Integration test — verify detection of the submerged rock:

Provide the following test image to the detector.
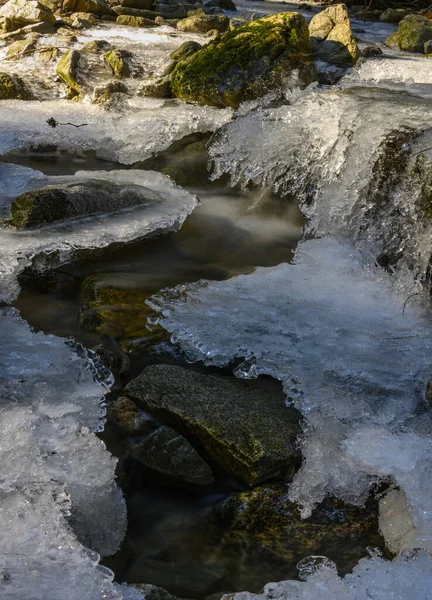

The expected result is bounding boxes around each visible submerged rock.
[0,71,33,99]
[125,364,301,485]
[170,11,314,108]
[176,13,229,33]
[386,14,432,53]
[309,3,360,66]
[108,396,150,435]
[0,0,56,29]
[132,425,215,485]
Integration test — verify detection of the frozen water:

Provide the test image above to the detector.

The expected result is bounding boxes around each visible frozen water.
[0,308,146,599]
[0,166,198,302]
[148,237,432,549]
[0,99,232,164]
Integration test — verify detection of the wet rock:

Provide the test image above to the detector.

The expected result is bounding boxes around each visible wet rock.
[0,0,56,29]
[204,27,219,38]
[309,3,360,66]
[170,11,314,108]
[38,45,59,61]
[387,14,432,53]
[132,425,215,485]
[116,13,155,26]
[81,38,112,53]
[379,8,408,24]
[56,48,81,94]
[5,37,37,59]
[70,10,98,23]
[176,13,228,33]
[425,38,432,53]
[361,45,383,57]
[93,79,129,104]
[139,75,172,97]
[104,48,131,76]
[170,40,201,61]
[204,0,235,11]
[108,396,150,435]
[125,364,302,486]
[62,0,115,16]
[118,0,154,9]
[113,5,156,17]
[71,14,96,27]
[0,71,33,99]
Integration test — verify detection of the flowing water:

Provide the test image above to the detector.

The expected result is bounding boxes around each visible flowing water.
[1,3,432,600]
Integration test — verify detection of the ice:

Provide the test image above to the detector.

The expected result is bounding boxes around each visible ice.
[0,99,232,163]
[0,166,198,302]
[148,237,432,549]
[0,308,146,600]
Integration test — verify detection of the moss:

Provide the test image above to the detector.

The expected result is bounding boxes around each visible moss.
[56,49,81,93]
[388,14,432,52]
[170,11,313,108]
[10,189,69,228]
[0,72,33,100]
[104,48,131,76]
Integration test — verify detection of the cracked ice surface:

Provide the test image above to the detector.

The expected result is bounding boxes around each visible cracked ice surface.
[148,237,432,554]
[0,166,198,302]
[0,308,140,600]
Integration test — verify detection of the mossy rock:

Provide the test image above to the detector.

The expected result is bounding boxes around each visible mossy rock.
[139,75,172,98]
[56,48,81,93]
[176,13,229,33]
[107,395,151,435]
[104,48,131,76]
[387,14,432,53]
[38,46,59,62]
[170,11,314,108]
[0,72,33,100]
[116,14,156,27]
[125,364,302,485]
[80,39,112,53]
[62,0,115,16]
[170,40,202,61]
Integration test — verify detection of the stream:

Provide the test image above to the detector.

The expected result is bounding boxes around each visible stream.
[1,1,432,599]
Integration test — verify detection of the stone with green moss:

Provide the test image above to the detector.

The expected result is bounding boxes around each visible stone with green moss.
[107,396,150,435]
[104,48,131,76]
[0,72,33,99]
[170,11,314,108]
[170,40,202,61]
[116,14,156,27]
[386,14,432,53]
[411,153,432,219]
[176,13,228,33]
[125,364,301,485]
[56,49,81,93]
[139,75,172,98]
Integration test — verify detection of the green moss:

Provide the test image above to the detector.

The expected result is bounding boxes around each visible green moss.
[388,14,432,53]
[170,11,313,108]
[10,189,69,228]
[56,49,81,93]
[0,72,33,100]
[104,49,131,76]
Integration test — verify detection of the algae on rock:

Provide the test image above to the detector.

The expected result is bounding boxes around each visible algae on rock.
[56,48,82,94]
[386,14,432,53]
[0,72,33,99]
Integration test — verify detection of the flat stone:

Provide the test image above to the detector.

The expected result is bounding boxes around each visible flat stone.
[125,364,302,485]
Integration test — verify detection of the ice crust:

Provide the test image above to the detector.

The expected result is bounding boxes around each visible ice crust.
[0,308,143,599]
[0,166,198,302]
[148,237,432,551]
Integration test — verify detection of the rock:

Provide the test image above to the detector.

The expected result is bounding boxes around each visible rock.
[118,0,153,9]
[61,0,115,16]
[0,0,56,29]
[125,364,301,485]
[170,11,314,108]
[204,0,235,11]
[70,10,98,23]
[131,584,182,600]
[104,48,131,76]
[9,179,161,228]
[93,80,129,104]
[0,72,33,99]
[132,425,215,485]
[379,8,408,24]
[309,4,360,66]
[56,48,81,94]
[80,38,112,52]
[169,39,201,61]
[425,39,432,53]
[204,27,219,37]
[71,15,95,27]
[176,13,228,32]
[5,37,37,59]
[113,5,156,17]
[38,45,59,61]
[361,45,383,57]
[139,75,172,97]
[116,13,156,26]
[387,14,432,53]
[108,396,150,435]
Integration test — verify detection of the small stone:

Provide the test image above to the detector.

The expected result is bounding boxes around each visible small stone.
[80,39,112,53]
[108,396,150,434]
[5,38,37,60]
[116,14,156,26]
[169,39,201,61]
[38,45,59,61]
[309,4,360,66]
[139,75,172,98]
[104,48,131,76]
[361,45,383,57]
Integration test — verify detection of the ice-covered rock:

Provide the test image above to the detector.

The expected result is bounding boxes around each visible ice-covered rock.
[0,166,199,301]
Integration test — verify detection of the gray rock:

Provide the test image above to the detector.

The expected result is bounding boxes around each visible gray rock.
[125,364,301,485]
[132,425,215,485]
[379,8,408,24]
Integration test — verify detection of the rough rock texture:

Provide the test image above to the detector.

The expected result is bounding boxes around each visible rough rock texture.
[0,71,33,99]
[170,11,314,108]
[116,14,155,26]
[125,364,302,485]
[0,0,56,27]
[62,0,115,16]
[5,37,37,59]
[176,13,229,33]
[170,40,201,61]
[386,14,432,53]
[139,75,172,97]
[108,396,150,435]
[131,425,215,485]
[104,48,131,76]
[56,48,81,93]
[309,3,360,66]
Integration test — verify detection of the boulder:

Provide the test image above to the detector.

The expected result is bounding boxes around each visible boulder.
[386,14,432,53]
[61,0,115,16]
[309,4,360,66]
[176,13,229,33]
[131,425,215,485]
[0,72,33,99]
[0,0,56,28]
[125,364,302,485]
[116,14,156,26]
[170,40,201,61]
[38,45,59,61]
[108,396,151,435]
[56,48,81,94]
[170,11,314,108]
[104,48,131,76]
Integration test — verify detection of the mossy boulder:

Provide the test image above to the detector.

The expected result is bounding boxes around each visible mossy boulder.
[108,396,151,435]
[104,48,131,76]
[309,4,360,66]
[131,425,215,485]
[61,0,115,16]
[0,0,56,28]
[125,364,302,486]
[56,49,82,94]
[176,13,229,33]
[139,75,172,98]
[170,11,314,108]
[386,14,432,53]
[170,40,202,61]
[0,72,33,99]
[116,14,156,27]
